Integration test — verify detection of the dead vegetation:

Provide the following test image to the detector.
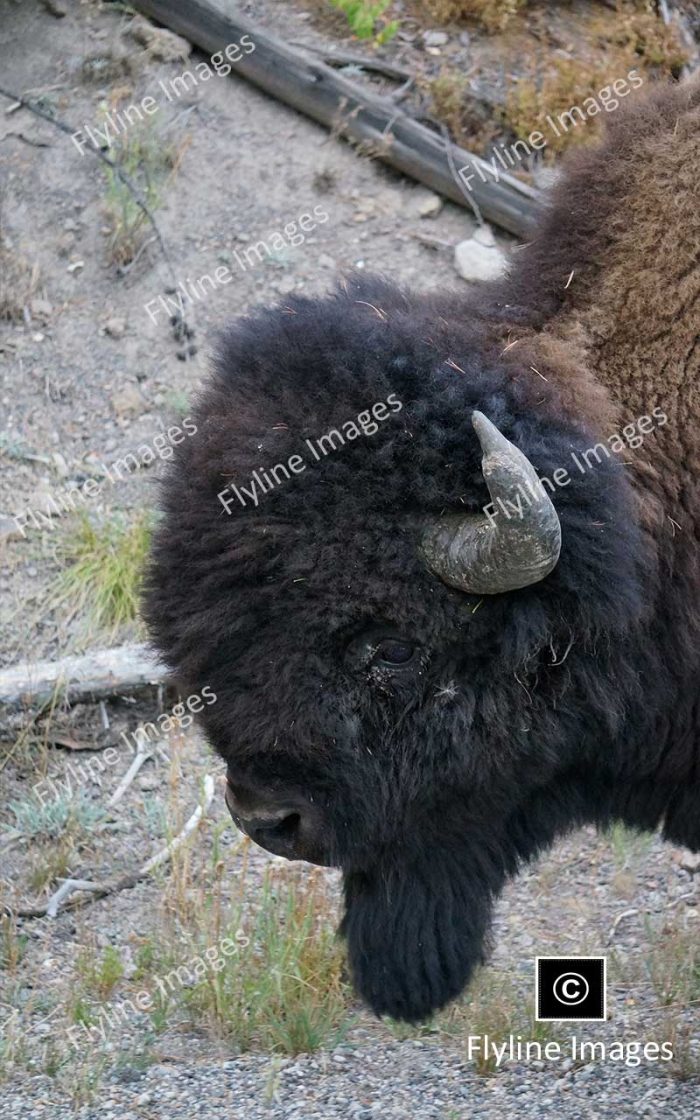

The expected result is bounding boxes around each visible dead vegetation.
[418,0,526,33]
[0,222,39,323]
[423,0,690,162]
[100,112,187,268]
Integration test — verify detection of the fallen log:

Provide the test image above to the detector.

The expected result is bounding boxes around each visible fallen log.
[0,643,169,711]
[134,0,543,237]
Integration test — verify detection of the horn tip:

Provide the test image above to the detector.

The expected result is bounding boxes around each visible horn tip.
[471,410,505,453]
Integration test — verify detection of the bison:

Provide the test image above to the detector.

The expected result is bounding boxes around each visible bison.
[145,78,700,1022]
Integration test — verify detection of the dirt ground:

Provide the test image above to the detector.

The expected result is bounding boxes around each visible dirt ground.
[0,1,698,1116]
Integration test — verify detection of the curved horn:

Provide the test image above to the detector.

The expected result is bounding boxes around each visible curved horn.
[420,411,561,595]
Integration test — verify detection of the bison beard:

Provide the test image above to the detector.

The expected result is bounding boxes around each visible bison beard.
[344,868,486,1022]
[341,778,609,1021]
[145,79,700,1023]
[342,834,502,1022]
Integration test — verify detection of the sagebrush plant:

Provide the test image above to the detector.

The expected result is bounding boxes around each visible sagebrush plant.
[49,511,152,638]
[5,792,105,841]
[329,0,399,43]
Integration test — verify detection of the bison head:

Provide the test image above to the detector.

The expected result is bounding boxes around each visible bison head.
[145,277,649,1021]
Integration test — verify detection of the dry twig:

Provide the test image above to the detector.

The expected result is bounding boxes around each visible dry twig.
[5,775,216,920]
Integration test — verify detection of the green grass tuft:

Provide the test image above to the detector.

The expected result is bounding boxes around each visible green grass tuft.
[181,868,352,1054]
[328,0,399,43]
[49,511,152,638]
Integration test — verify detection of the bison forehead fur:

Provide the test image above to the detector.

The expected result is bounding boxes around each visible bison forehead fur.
[145,79,700,1023]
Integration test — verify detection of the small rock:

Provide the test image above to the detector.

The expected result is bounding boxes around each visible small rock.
[104,316,127,339]
[40,0,67,16]
[28,486,60,517]
[679,849,700,873]
[111,383,146,418]
[413,191,443,219]
[137,774,159,792]
[454,224,508,282]
[67,259,85,273]
[0,516,24,543]
[423,30,449,48]
[318,253,336,269]
[30,298,53,320]
[51,452,70,478]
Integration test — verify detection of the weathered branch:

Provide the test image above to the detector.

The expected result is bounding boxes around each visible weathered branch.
[134,0,543,237]
[0,643,168,711]
[7,774,216,919]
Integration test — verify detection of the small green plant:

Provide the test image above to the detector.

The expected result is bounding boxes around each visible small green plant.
[443,968,563,1075]
[181,868,352,1054]
[606,821,654,870]
[101,118,183,266]
[5,793,105,841]
[163,388,191,417]
[644,920,700,1007]
[49,511,152,638]
[329,0,399,43]
[0,915,27,972]
[76,944,125,1000]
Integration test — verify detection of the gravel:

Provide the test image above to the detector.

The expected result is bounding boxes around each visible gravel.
[5,1042,699,1119]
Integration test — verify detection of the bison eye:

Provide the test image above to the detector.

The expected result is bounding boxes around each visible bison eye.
[373,639,418,667]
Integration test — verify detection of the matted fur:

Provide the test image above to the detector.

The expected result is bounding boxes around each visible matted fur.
[145,78,700,1022]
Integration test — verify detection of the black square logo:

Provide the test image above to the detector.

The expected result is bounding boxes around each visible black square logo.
[536,957,607,1021]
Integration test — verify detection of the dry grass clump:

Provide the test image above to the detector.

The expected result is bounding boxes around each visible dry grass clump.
[101,116,186,267]
[427,67,501,151]
[423,1,689,160]
[595,5,689,73]
[65,836,352,1059]
[506,21,685,158]
[504,57,629,156]
[418,0,525,32]
[180,865,351,1053]
[0,227,39,322]
[49,511,152,639]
